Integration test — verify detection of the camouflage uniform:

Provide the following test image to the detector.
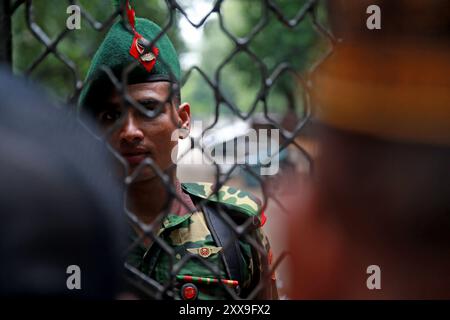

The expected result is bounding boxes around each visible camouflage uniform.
[127,182,278,300]
[77,1,278,300]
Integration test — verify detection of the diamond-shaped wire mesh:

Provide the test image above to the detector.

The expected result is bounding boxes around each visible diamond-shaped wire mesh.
[4,0,335,299]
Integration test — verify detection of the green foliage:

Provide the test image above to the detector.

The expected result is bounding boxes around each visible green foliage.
[12,0,184,103]
[11,0,329,117]
[183,0,330,117]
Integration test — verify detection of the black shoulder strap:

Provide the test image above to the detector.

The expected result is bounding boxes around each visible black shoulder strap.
[201,203,245,290]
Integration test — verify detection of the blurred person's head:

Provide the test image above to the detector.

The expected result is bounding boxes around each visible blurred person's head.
[0,68,125,298]
[289,126,450,299]
[288,0,450,299]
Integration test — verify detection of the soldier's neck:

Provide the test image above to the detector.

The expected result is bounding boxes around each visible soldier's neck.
[126,173,196,225]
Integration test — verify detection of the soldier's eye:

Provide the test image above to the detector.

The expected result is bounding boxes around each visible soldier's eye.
[98,110,121,123]
[141,100,163,111]
[138,100,165,118]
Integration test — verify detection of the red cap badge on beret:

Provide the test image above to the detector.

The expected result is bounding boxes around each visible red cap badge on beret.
[125,0,159,72]
[129,36,159,72]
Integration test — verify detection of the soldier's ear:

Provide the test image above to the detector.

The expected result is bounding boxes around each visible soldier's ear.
[177,103,190,139]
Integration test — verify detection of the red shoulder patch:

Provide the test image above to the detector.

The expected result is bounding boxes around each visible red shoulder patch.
[260,210,267,227]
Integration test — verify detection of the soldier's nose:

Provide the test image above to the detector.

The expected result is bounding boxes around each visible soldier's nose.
[119,111,144,145]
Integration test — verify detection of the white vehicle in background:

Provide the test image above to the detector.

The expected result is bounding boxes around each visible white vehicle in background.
[177,115,282,183]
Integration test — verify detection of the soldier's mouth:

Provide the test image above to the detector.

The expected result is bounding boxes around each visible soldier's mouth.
[121,152,152,165]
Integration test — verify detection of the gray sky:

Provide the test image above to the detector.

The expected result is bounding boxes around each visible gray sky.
[178,0,217,68]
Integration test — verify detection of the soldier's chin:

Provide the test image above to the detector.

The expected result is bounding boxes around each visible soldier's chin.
[126,166,158,184]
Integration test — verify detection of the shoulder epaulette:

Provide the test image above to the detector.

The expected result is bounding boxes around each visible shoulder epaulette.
[182,182,264,226]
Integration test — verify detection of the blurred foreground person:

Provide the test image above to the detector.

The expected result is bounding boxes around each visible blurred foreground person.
[0,69,125,298]
[288,0,450,299]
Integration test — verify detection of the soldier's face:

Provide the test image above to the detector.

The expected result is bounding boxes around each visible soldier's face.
[96,82,190,182]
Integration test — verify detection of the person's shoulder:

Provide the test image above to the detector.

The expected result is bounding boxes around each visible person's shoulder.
[181,182,265,227]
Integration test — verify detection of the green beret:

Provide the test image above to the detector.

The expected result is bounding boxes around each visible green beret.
[78,14,181,110]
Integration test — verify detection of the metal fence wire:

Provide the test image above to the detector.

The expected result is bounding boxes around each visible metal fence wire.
[2,0,335,299]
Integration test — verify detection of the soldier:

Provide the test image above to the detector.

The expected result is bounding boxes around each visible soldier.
[287,0,450,299]
[78,0,278,300]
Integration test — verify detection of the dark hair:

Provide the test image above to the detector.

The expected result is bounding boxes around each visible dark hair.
[0,69,125,297]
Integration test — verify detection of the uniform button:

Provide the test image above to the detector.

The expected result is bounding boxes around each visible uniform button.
[181,283,198,300]
[199,247,211,258]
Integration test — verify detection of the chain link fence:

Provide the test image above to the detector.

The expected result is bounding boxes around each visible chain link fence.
[1,0,335,299]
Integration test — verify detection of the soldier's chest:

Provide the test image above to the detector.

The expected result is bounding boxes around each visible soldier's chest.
[150,211,227,281]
